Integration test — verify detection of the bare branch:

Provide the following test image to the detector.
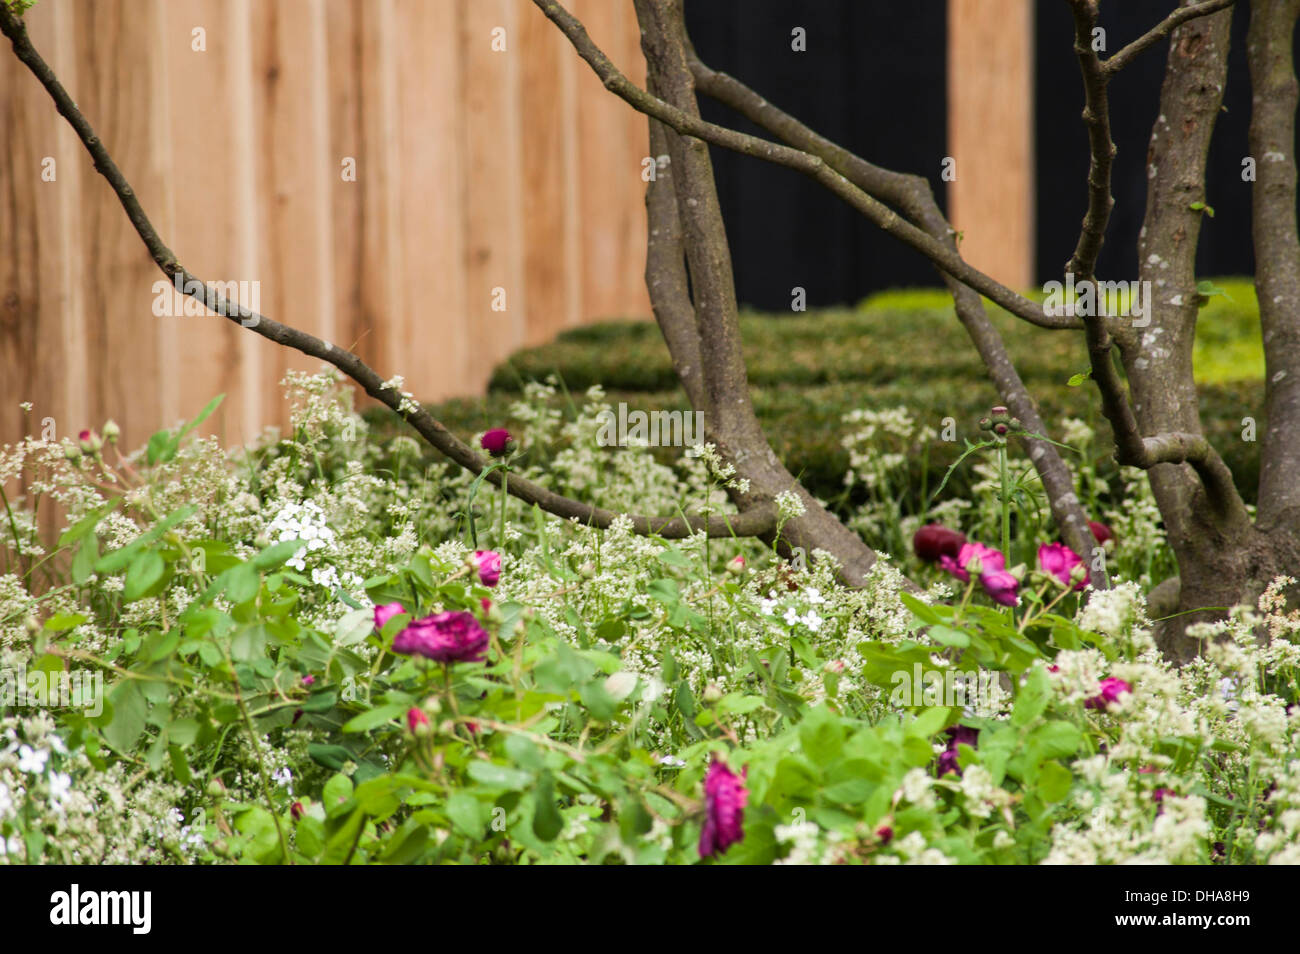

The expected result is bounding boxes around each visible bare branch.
[1064,0,1117,283]
[531,0,1081,331]
[688,52,1107,576]
[1104,0,1238,77]
[1247,0,1300,529]
[644,117,709,414]
[0,3,775,541]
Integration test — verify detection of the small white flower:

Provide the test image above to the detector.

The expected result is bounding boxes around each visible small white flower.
[16,745,48,775]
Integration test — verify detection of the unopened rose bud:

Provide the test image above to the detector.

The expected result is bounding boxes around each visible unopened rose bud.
[579,561,596,579]
[1007,563,1027,582]
[102,419,121,444]
[726,555,745,576]
[78,429,102,453]
[422,696,443,717]
[206,779,225,799]
[1069,562,1089,585]
[438,719,456,736]
[254,534,270,549]
[702,683,723,703]
[63,441,81,461]
[290,801,305,821]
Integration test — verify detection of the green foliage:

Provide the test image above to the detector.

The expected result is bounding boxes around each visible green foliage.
[394,282,1264,509]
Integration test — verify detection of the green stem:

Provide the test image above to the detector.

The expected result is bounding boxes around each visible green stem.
[499,470,508,548]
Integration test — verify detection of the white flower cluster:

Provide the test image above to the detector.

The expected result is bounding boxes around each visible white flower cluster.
[264,500,362,593]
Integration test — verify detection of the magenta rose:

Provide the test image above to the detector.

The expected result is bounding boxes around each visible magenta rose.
[937,725,980,777]
[1088,520,1115,547]
[1038,542,1087,590]
[480,428,513,457]
[698,758,748,858]
[940,542,1019,606]
[913,524,967,563]
[1084,677,1132,711]
[373,601,406,631]
[471,550,502,587]
[392,610,490,664]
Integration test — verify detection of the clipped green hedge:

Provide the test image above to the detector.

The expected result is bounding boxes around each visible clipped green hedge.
[375,282,1265,509]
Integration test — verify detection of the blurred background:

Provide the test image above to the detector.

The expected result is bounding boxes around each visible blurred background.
[0,0,1266,457]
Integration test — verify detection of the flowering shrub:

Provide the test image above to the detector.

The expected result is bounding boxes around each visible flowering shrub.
[0,373,1295,864]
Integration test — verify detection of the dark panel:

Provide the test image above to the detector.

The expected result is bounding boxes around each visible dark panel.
[684,0,949,310]
[1035,1,1266,283]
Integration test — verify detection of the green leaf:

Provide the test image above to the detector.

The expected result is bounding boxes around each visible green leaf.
[43,613,87,633]
[1067,369,1092,387]
[71,535,98,585]
[103,681,148,753]
[532,771,564,841]
[467,761,533,791]
[222,564,261,605]
[445,792,485,837]
[59,499,122,547]
[1037,759,1073,802]
[900,592,941,626]
[1011,666,1051,728]
[251,538,306,571]
[122,550,166,602]
[341,704,407,734]
[322,773,354,818]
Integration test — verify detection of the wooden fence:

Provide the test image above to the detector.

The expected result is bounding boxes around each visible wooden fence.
[1,0,652,452]
[1,0,1034,456]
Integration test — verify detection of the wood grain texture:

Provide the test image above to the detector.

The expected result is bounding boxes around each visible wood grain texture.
[947,0,1034,290]
[0,0,664,455]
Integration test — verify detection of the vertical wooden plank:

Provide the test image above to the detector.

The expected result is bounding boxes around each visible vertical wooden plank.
[394,0,468,400]
[613,0,652,322]
[70,0,166,449]
[459,0,527,395]
[947,0,1034,288]
[160,0,253,445]
[520,2,573,348]
[0,1,78,469]
[249,0,333,429]
[572,0,627,324]
[324,0,367,374]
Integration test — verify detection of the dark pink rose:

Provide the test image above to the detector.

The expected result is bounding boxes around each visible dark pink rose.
[392,610,490,664]
[699,759,748,858]
[471,550,501,587]
[938,725,979,777]
[1084,677,1132,711]
[480,428,513,457]
[373,601,406,631]
[913,524,967,563]
[1038,542,1087,589]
